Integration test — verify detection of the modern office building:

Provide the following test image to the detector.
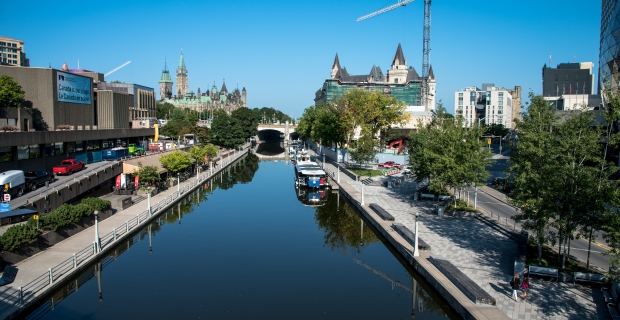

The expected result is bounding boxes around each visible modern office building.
[600,0,620,94]
[542,63,595,97]
[454,84,521,128]
[0,65,154,173]
[0,36,29,67]
[97,82,156,121]
[314,44,437,111]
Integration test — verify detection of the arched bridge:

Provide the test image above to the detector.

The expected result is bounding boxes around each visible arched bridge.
[256,123,298,144]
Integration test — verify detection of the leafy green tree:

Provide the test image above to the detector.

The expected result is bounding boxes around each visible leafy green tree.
[485,123,510,137]
[159,151,192,175]
[348,130,378,174]
[203,144,218,160]
[135,161,161,188]
[296,105,317,140]
[231,107,258,140]
[408,112,490,198]
[189,145,208,166]
[156,102,176,119]
[210,110,249,148]
[0,75,25,108]
[160,121,185,139]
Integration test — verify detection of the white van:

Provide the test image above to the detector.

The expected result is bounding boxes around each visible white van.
[0,170,26,198]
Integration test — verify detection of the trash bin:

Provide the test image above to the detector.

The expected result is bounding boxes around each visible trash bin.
[437,206,444,217]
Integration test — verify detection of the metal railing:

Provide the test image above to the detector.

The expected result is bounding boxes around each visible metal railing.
[0,147,250,316]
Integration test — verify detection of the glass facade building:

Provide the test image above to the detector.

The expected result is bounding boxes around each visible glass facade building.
[600,0,620,93]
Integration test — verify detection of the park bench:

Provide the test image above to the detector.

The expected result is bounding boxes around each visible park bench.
[528,265,559,282]
[391,223,431,251]
[420,193,435,200]
[574,272,607,285]
[437,195,451,201]
[0,265,18,286]
[429,255,496,306]
[368,203,395,221]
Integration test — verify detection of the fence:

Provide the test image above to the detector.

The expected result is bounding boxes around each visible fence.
[0,146,250,317]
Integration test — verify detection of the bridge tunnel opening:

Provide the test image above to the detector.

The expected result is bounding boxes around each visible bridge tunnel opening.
[257,129,283,143]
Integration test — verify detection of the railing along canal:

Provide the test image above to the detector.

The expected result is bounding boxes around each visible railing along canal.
[0,146,249,316]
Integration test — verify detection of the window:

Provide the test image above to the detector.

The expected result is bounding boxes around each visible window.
[75,141,84,152]
[67,142,75,153]
[555,74,559,81]
[87,140,100,150]
[0,147,12,162]
[18,145,40,160]
[565,74,569,81]
[575,74,579,81]
[394,78,398,84]
[103,140,114,149]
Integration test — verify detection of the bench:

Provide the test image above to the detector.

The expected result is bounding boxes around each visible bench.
[368,203,395,221]
[528,265,559,282]
[392,223,431,251]
[574,272,607,285]
[0,265,18,286]
[437,195,452,201]
[420,193,435,200]
[430,255,496,306]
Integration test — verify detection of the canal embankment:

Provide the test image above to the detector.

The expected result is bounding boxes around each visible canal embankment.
[0,147,251,319]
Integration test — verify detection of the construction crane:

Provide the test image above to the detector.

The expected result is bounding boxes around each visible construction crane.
[357,0,432,110]
[104,61,132,78]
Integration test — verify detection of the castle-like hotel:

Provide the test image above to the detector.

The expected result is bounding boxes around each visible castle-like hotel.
[158,53,247,114]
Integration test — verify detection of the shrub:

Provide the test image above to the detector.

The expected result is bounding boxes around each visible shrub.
[0,223,38,252]
[80,198,110,212]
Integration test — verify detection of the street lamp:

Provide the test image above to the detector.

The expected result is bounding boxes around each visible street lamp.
[477,117,486,127]
[94,210,101,253]
[413,212,420,257]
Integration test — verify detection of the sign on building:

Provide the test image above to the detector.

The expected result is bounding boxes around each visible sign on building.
[57,72,91,104]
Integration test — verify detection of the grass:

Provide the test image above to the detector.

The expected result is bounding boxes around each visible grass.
[349,168,383,178]
[525,239,596,274]
[445,198,478,212]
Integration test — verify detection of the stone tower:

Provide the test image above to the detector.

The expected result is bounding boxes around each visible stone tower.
[176,52,188,97]
[158,59,173,100]
[242,87,247,106]
[387,43,408,84]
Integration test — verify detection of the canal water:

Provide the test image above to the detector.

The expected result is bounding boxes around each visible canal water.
[24,152,458,319]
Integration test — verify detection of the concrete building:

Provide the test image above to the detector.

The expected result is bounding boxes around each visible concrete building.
[97,82,156,121]
[158,53,247,115]
[455,84,520,128]
[0,66,154,173]
[542,63,595,97]
[601,0,620,94]
[315,44,437,111]
[0,36,29,67]
[543,94,602,111]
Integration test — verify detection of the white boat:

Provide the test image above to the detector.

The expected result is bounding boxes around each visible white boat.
[294,159,330,189]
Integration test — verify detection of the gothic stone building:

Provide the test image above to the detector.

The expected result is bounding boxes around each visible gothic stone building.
[158,53,247,115]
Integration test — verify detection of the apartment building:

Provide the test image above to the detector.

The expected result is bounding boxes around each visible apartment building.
[0,36,29,67]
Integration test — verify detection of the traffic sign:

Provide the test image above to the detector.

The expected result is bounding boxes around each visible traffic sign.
[33,214,39,220]
[0,203,9,212]
[3,194,10,202]
[487,138,491,145]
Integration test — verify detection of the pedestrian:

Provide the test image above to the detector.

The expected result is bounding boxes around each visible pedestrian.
[510,273,521,301]
[520,277,529,301]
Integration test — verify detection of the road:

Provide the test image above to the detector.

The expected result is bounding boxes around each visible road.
[6,160,119,209]
[464,184,610,272]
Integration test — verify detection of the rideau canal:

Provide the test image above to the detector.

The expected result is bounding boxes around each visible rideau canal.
[23,146,458,320]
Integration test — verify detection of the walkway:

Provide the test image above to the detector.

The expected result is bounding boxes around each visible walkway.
[318,155,608,320]
[0,147,250,319]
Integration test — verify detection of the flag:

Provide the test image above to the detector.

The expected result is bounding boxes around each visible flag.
[570,84,572,94]
[563,84,565,95]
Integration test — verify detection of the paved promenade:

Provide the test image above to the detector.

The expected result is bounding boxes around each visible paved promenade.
[319,157,608,320]
[0,148,249,319]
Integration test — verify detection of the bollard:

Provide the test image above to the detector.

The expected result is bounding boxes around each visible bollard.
[73,253,76,268]
[93,242,96,255]
[19,286,22,304]
[126,221,129,233]
[113,228,116,241]
[137,215,140,225]
[49,268,53,284]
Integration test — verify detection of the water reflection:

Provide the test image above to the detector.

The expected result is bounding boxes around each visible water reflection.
[295,187,329,207]
[314,192,380,254]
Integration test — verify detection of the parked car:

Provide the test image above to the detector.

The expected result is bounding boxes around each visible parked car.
[24,170,54,191]
[0,170,26,198]
[52,159,85,175]
[378,161,403,169]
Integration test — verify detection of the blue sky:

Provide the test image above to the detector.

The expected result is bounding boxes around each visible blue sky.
[2,0,601,116]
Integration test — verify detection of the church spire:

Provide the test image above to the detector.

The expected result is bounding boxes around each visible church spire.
[392,43,406,67]
[178,51,186,72]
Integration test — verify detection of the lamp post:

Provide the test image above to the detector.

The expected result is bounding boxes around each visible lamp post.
[94,210,101,253]
[177,174,180,196]
[413,212,420,257]
[147,187,152,217]
[361,184,365,205]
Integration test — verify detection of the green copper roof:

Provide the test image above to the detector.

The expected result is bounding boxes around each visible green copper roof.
[159,70,173,83]
[178,53,186,71]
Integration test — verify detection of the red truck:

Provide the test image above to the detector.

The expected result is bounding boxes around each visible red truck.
[377,161,403,169]
[52,159,85,175]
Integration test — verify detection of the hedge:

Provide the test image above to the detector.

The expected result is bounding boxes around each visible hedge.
[0,198,111,252]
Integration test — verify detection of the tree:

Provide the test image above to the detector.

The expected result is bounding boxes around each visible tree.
[203,144,218,165]
[408,112,491,199]
[231,107,258,140]
[189,146,208,167]
[348,130,378,174]
[135,161,161,189]
[0,75,25,109]
[296,105,317,141]
[156,102,176,119]
[485,123,510,137]
[159,151,192,175]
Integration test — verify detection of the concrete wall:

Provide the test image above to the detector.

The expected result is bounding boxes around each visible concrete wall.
[97,90,131,129]
[0,66,95,130]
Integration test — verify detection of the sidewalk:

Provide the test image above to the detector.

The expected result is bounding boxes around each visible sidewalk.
[319,155,607,320]
[0,147,250,319]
